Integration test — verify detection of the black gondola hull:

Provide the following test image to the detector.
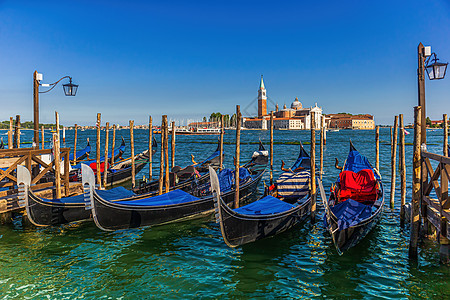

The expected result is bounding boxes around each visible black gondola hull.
[92,171,264,231]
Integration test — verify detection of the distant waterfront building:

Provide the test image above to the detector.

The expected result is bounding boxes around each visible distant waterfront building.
[243,76,324,130]
[326,113,375,130]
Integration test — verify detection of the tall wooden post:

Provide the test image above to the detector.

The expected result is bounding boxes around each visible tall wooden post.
[399,114,406,226]
[270,111,274,185]
[390,116,399,209]
[310,112,316,222]
[8,117,13,149]
[103,122,110,187]
[417,43,426,145]
[64,145,70,197]
[158,116,165,195]
[54,111,61,199]
[375,126,380,171]
[322,116,327,145]
[320,121,324,181]
[33,70,40,146]
[410,106,422,259]
[63,127,66,143]
[444,114,448,157]
[171,121,176,169]
[41,125,44,150]
[219,115,224,170]
[74,124,78,165]
[13,115,20,148]
[96,113,101,188]
[111,125,116,166]
[164,116,170,193]
[129,120,135,188]
[234,105,241,209]
[148,116,153,180]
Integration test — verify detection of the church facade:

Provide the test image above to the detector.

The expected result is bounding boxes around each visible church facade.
[243,76,324,130]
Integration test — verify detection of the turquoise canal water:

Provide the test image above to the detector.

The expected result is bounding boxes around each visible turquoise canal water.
[1,128,449,298]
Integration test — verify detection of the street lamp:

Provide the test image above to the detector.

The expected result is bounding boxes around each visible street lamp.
[33,70,78,147]
[417,43,447,144]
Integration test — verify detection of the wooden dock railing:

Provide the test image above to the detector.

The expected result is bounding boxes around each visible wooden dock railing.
[0,147,71,198]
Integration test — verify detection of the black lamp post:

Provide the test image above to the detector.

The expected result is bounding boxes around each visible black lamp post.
[417,43,447,144]
[33,71,78,147]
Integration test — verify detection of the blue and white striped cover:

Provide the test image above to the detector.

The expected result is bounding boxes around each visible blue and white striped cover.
[276,171,310,199]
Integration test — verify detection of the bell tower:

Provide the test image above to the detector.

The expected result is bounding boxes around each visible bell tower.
[257,75,267,118]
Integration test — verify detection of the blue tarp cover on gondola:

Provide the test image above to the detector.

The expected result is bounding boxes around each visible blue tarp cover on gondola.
[114,189,199,206]
[217,168,251,192]
[42,186,136,204]
[344,150,380,180]
[234,195,295,215]
[326,198,372,230]
[68,144,91,161]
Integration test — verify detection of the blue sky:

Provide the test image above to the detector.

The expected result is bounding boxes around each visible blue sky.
[0,0,449,126]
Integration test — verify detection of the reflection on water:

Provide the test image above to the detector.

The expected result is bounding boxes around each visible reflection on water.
[0,128,449,298]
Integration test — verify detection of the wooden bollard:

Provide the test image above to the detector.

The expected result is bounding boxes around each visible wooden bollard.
[96,113,101,188]
[63,127,66,143]
[63,143,70,197]
[375,126,380,172]
[158,116,165,195]
[234,105,241,209]
[270,111,274,185]
[41,125,44,150]
[219,115,224,170]
[103,122,110,187]
[54,111,61,199]
[111,125,116,166]
[409,106,422,259]
[164,116,170,193]
[13,115,20,148]
[148,116,153,180]
[310,112,316,222]
[129,120,135,188]
[8,117,13,149]
[320,121,324,181]
[444,114,448,156]
[74,124,78,165]
[390,116,399,209]
[399,114,406,226]
[171,121,176,170]
[322,116,326,145]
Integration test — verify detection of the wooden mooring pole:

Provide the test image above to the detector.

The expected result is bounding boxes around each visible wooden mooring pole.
[390,116,399,209]
[310,112,316,222]
[219,115,224,170]
[409,106,421,259]
[158,116,165,195]
[41,125,44,150]
[103,122,110,188]
[320,119,324,181]
[54,111,61,199]
[270,111,274,185]
[322,116,327,145]
[376,126,380,172]
[130,120,136,188]
[399,114,406,226]
[164,116,170,193]
[234,105,241,209]
[8,117,13,149]
[444,114,448,157]
[13,115,20,148]
[74,124,78,165]
[96,113,101,188]
[111,125,116,166]
[148,116,153,180]
[171,121,176,170]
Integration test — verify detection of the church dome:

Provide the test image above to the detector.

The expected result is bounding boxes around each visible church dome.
[291,97,302,109]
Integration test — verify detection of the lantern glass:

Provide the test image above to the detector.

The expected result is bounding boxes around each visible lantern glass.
[426,61,448,80]
[63,83,78,96]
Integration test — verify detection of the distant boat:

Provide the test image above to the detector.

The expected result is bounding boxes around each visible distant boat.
[328,129,340,132]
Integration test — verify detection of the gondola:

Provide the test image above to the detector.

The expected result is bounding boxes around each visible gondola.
[16,165,135,226]
[84,149,267,231]
[133,140,266,195]
[324,141,384,254]
[71,137,126,169]
[68,139,91,162]
[212,142,312,247]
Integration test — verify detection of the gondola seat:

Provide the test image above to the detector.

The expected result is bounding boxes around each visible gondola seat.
[234,195,295,215]
[276,171,310,201]
[338,169,378,204]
